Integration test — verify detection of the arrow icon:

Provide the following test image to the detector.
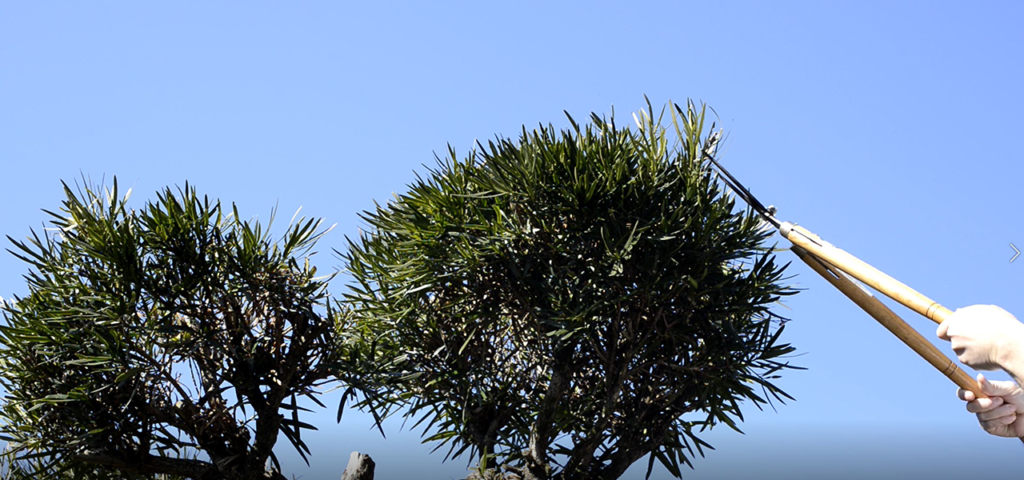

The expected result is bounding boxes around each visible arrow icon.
[1012,244,1020,263]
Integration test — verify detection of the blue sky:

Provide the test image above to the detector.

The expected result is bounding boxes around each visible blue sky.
[3,2,1024,479]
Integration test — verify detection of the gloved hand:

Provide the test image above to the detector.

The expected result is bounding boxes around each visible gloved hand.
[959,374,1024,438]
[937,305,1024,371]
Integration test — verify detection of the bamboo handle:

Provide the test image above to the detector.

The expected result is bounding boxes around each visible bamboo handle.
[792,246,982,397]
[781,222,952,325]
[793,247,1024,445]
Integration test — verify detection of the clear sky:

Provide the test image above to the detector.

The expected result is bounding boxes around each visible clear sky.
[2,2,1024,479]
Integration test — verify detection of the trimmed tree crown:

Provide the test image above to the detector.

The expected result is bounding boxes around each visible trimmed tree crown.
[342,101,799,480]
[0,180,336,480]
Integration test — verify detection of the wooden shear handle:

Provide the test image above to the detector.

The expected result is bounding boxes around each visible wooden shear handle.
[782,222,952,324]
[789,237,1024,444]
[792,246,982,398]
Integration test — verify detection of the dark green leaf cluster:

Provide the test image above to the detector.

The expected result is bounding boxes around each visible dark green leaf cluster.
[342,101,799,480]
[0,446,192,480]
[0,180,336,480]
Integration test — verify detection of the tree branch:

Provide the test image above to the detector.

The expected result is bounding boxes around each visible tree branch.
[73,452,224,480]
[524,348,571,480]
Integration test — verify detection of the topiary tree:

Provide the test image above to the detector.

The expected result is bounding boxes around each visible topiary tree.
[341,100,800,480]
[0,180,338,479]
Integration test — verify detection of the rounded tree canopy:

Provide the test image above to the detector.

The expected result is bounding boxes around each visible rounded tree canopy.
[341,100,800,480]
[0,180,336,480]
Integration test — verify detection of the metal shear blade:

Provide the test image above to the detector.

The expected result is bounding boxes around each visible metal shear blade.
[702,151,780,229]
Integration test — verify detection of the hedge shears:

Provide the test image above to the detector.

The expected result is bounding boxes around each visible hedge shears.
[702,151,1023,442]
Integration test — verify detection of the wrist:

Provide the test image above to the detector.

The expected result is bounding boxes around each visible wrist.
[998,322,1024,372]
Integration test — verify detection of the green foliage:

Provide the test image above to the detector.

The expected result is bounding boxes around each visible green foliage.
[341,100,800,480]
[0,180,336,480]
[0,446,191,480]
